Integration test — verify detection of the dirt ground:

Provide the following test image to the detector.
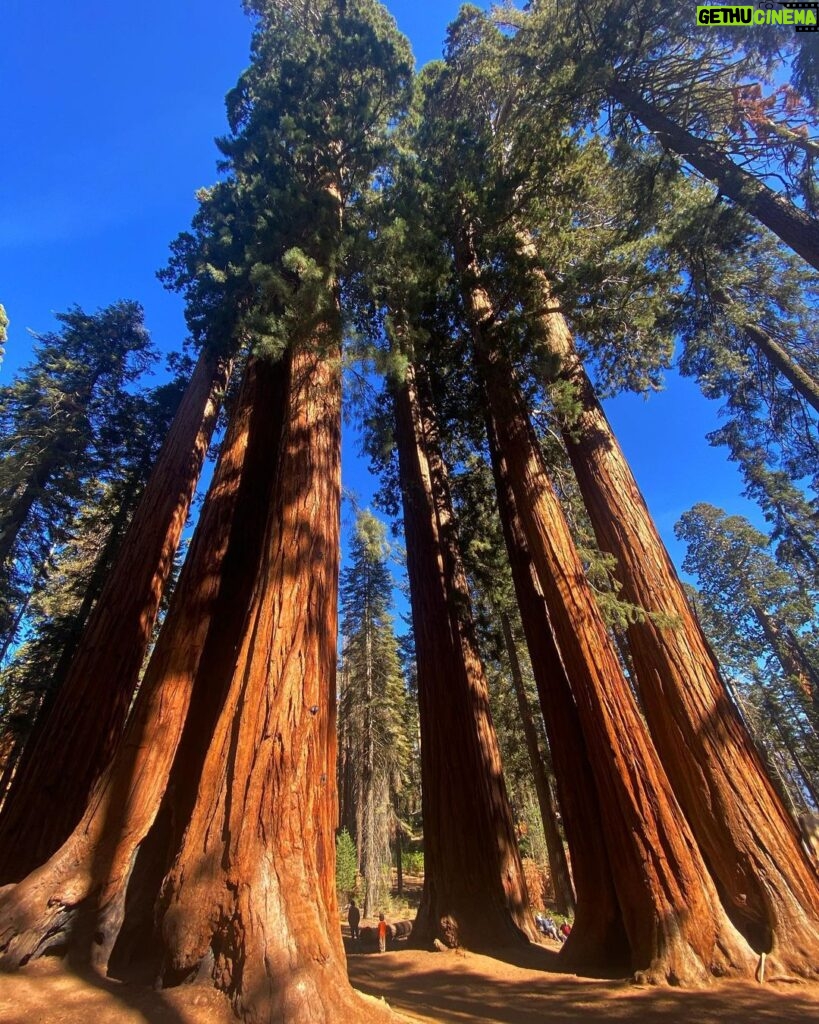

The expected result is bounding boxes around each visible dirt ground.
[3,944,819,1024]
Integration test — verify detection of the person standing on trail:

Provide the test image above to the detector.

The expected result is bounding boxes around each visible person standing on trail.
[377,912,388,953]
[348,899,360,941]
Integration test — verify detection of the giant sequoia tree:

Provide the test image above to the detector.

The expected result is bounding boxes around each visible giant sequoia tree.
[413,8,819,975]
[391,355,536,949]
[3,0,819,1015]
[1,2,413,1021]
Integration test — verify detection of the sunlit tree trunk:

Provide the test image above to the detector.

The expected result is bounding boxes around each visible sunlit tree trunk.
[393,357,536,950]
[459,235,756,982]
[0,349,230,881]
[486,415,627,971]
[0,355,270,969]
[157,332,381,1023]
[529,268,819,971]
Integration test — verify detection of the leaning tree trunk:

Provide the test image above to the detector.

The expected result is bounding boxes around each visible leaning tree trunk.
[459,239,757,983]
[487,416,628,972]
[157,335,385,1024]
[609,81,819,276]
[0,355,275,971]
[393,357,536,951]
[499,610,575,918]
[0,348,230,882]
[528,272,819,972]
[740,320,819,417]
[752,601,817,710]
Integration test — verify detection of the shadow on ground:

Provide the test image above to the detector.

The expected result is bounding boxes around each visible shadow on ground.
[348,943,819,1024]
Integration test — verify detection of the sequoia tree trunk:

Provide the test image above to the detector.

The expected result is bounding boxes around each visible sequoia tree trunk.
[499,610,575,918]
[459,238,757,983]
[393,357,536,951]
[487,415,628,972]
[0,348,231,882]
[157,335,381,1023]
[0,355,271,970]
[609,81,819,275]
[528,273,819,972]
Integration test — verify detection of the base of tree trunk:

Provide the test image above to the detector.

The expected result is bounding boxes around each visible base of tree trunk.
[0,838,100,967]
[558,904,631,976]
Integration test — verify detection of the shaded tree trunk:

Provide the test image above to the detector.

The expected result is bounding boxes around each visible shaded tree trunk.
[337,659,359,841]
[394,799,404,899]
[0,467,55,569]
[499,610,575,918]
[459,238,756,983]
[487,415,628,972]
[609,81,819,275]
[529,272,819,971]
[393,358,536,950]
[0,355,269,970]
[157,335,382,1023]
[0,348,230,881]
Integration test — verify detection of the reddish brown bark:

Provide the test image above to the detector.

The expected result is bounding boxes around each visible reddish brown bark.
[0,348,231,882]
[488,421,627,972]
[0,355,264,970]
[157,337,379,1023]
[393,359,536,951]
[531,284,819,972]
[459,242,756,983]
[499,610,576,917]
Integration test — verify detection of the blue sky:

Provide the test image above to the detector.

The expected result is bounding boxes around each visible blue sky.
[1,0,763,605]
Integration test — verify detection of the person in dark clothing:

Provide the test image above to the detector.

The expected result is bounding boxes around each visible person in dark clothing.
[348,899,360,941]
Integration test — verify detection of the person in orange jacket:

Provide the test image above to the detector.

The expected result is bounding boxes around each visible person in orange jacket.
[377,912,388,953]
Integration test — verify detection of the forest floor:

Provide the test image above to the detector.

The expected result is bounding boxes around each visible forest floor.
[3,878,819,1023]
[3,943,819,1024]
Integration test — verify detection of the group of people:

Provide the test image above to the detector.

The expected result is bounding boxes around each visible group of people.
[349,899,570,951]
[534,912,572,943]
[347,899,389,952]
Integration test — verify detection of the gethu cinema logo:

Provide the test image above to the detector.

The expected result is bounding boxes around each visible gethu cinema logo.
[696,4,818,26]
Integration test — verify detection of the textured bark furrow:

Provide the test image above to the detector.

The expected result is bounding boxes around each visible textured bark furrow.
[533,283,819,970]
[0,349,231,882]
[0,357,268,971]
[158,336,378,1023]
[458,238,756,982]
[394,360,536,950]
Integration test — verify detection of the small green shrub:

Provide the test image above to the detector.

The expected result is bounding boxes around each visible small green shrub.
[336,828,358,895]
[401,849,424,875]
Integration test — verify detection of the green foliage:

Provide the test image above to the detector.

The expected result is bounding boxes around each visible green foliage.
[520,0,817,213]
[162,0,414,362]
[400,849,424,875]
[0,302,158,650]
[335,828,358,896]
[676,503,819,797]
[0,372,184,751]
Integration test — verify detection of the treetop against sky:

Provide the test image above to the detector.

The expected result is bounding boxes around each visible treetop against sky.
[1,0,764,575]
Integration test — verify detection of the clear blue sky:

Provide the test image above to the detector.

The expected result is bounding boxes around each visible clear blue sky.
[0,0,762,602]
